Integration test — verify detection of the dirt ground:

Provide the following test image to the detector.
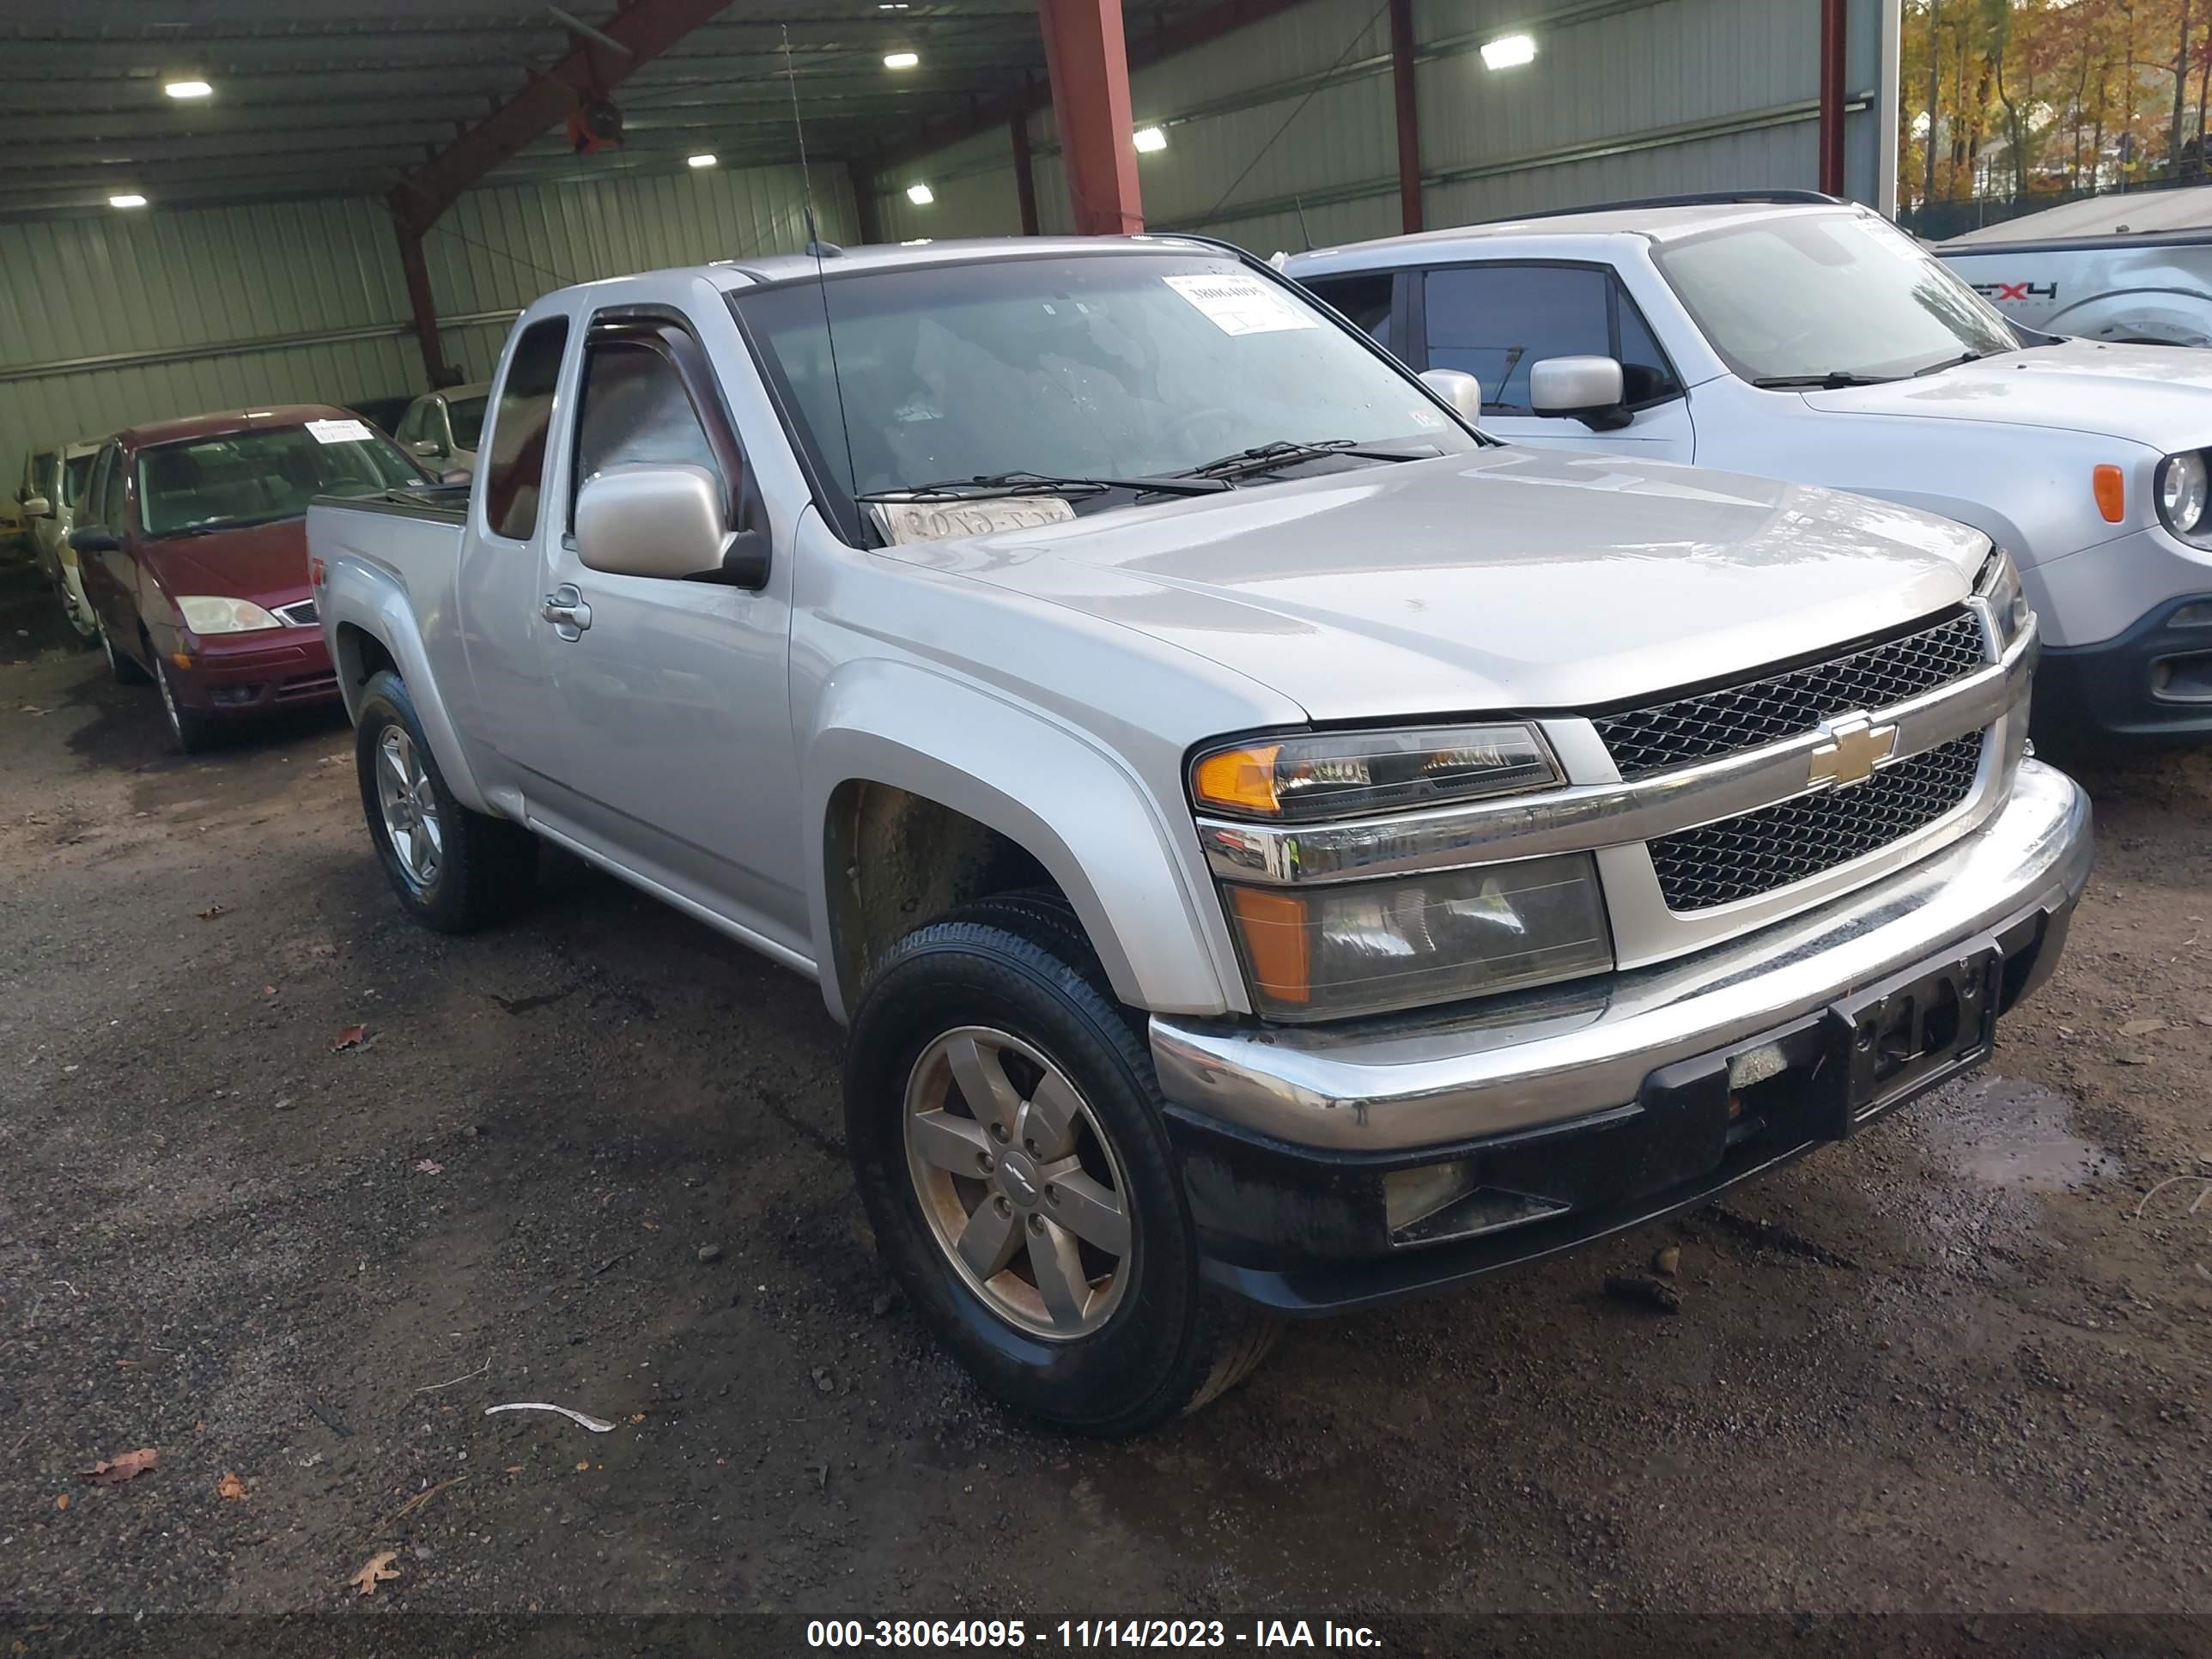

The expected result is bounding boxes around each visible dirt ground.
[1,547,2208,1652]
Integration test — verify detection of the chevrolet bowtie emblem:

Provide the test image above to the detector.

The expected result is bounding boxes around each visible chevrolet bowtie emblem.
[1808,713,1898,789]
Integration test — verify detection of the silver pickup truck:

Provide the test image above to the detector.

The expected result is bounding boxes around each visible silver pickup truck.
[310,235,2091,1437]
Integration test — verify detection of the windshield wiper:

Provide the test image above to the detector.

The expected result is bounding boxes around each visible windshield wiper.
[1180,439,1423,482]
[1749,372,1899,390]
[854,470,1230,503]
[1911,349,1992,377]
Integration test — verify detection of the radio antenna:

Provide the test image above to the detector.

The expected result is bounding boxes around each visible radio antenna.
[781,23,863,534]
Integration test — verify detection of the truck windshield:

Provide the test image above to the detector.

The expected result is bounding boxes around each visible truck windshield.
[732,252,1475,529]
[137,422,426,538]
[1652,211,2021,385]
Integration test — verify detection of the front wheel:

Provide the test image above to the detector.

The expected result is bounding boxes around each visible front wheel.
[845,896,1279,1437]
[355,669,537,933]
[99,618,148,684]
[154,654,218,754]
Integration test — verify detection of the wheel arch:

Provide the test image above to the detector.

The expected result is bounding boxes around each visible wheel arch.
[322,562,493,815]
[804,665,1239,1026]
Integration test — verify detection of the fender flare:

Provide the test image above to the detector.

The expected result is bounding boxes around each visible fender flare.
[324,557,495,817]
[803,659,1237,1026]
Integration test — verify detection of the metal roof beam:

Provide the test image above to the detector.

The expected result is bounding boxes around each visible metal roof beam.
[6,66,521,112]
[0,104,471,143]
[0,130,453,172]
[390,0,738,234]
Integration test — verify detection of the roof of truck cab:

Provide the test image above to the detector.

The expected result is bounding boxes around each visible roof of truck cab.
[701,234,1232,290]
[1288,201,1864,274]
[115,404,357,449]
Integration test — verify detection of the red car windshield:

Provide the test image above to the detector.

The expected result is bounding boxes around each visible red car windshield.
[137,422,424,538]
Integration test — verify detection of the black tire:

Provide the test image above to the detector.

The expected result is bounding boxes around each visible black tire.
[845,896,1280,1437]
[100,618,148,684]
[153,653,219,755]
[355,668,538,933]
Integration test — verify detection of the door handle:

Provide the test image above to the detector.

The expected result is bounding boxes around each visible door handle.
[542,584,592,641]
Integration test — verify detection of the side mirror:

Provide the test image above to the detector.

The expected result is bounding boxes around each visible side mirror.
[409,438,446,459]
[574,464,768,587]
[1419,368,1485,423]
[21,495,51,519]
[68,525,118,555]
[1530,356,1631,428]
[438,465,473,488]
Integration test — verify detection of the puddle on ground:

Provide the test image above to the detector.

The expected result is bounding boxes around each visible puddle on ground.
[1926,1074,2118,1191]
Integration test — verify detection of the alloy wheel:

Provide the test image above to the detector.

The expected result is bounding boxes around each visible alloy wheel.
[374,726,444,890]
[155,657,182,736]
[902,1025,1133,1340]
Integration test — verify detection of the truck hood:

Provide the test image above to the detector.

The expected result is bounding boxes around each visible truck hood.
[141,516,313,609]
[1802,337,2212,447]
[891,447,1986,721]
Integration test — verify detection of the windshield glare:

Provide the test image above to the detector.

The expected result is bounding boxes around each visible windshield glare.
[733,252,1472,525]
[1654,212,2019,383]
[137,424,424,538]
[448,395,489,449]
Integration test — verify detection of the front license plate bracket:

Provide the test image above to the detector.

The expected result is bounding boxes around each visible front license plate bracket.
[1826,950,2000,1133]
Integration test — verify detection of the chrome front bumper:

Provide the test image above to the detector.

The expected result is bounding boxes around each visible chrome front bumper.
[1151,759,2092,1153]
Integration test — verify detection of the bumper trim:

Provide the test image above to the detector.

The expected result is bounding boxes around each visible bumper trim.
[1150,759,2092,1153]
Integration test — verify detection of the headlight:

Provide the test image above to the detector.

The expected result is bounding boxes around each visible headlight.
[176,595,283,635]
[1973,546,2031,647]
[2157,451,2212,544]
[1192,723,1559,821]
[1220,854,1613,1021]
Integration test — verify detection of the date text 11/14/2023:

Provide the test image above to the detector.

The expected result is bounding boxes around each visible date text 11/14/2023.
[805,1620,1383,1649]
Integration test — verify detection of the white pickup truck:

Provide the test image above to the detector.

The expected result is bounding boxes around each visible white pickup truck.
[1289,194,2212,742]
[310,235,2088,1436]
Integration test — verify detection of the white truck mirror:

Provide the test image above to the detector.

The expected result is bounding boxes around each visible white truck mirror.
[1530,356,1628,426]
[574,464,732,581]
[1419,368,1484,422]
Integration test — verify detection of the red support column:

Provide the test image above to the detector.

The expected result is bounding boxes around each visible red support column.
[1389,0,1422,234]
[1011,108,1042,236]
[396,224,452,388]
[1818,0,1847,196]
[1036,0,1143,235]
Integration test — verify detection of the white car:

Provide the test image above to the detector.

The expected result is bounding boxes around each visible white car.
[392,381,489,476]
[15,437,106,640]
[1288,195,2212,740]
[1939,185,2212,347]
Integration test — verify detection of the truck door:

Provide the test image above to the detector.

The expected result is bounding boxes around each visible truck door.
[1415,262,1695,462]
[527,310,806,959]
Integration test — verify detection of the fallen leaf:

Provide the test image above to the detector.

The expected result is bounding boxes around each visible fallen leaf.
[79,1448,159,1486]
[412,1158,444,1176]
[349,1551,401,1596]
[2119,1018,2166,1038]
[197,904,227,921]
[331,1024,367,1052]
[55,1493,68,1511]
[574,1460,589,1473]
[263,985,278,998]
[504,1464,525,1474]
[217,1472,247,1501]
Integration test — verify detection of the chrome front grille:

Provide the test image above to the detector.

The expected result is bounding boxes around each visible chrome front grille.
[1591,611,1986,779]
[1647,733,1985,910]
[274,599,318,627]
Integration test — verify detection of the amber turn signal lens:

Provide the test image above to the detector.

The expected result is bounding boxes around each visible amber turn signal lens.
[2094,464,2125,524]
[1193,744,1281,816]
[1224,884,1311,1006]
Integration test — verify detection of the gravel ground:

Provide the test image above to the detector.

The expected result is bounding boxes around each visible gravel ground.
[1,551,2207,1650]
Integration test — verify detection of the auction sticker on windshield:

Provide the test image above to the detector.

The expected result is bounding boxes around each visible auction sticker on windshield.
[871,496,1078,545]
[1164,273,1318,337]
[305,418,376,446]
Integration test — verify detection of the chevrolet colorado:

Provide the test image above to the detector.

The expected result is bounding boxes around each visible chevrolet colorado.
[310,235,2090,1437]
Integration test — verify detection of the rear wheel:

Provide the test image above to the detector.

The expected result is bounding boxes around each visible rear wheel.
[355,668,537,933]
[846,895,1280,1437]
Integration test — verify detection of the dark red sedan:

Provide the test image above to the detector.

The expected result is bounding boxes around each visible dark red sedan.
[70,405,426,751]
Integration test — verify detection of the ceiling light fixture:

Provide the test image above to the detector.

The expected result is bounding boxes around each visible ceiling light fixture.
[905,182,934,205]
[884,51,919,69]
[1480,33,1536,70]
[164,79,213,99]
[109,193,148,208]
[1133,125,1167,153]
[687,152,718,167]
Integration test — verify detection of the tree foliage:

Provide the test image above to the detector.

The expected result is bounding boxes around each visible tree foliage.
[1901,0,2212,209]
